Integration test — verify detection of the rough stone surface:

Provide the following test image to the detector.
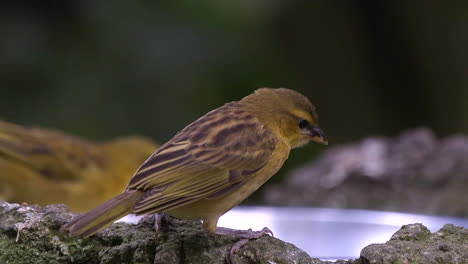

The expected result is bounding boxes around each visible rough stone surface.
[359,223,468,264]
[0,201,320,264]
[263,128,468,217]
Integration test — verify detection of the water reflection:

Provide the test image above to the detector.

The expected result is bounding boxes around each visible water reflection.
[220,207,468,259]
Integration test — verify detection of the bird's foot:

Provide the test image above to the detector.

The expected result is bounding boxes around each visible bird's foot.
[140,212,171,234]
[216,227,273,264]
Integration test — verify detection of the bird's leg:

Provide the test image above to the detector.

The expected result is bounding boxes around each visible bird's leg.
[217,226,274,264]
[153,212,170,233]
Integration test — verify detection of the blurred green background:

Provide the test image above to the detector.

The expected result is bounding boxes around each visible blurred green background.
[1,1,467,187]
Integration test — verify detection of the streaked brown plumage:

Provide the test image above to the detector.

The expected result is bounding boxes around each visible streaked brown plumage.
[62,88,327,237]
[0,120,157,211]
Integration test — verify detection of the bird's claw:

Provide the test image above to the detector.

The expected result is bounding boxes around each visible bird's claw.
[259,227,274,237]
[219,226,274,264]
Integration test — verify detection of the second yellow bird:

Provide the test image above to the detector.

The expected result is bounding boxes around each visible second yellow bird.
[0,120,157,211]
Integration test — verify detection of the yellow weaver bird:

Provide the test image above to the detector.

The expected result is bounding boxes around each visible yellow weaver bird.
[0,120,157,212]
[62,88,327,238]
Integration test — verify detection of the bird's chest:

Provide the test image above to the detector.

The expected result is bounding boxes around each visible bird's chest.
[228,142,290,203]
[166,141,290,220]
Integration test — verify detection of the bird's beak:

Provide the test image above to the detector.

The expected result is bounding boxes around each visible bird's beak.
[308,126,328,145]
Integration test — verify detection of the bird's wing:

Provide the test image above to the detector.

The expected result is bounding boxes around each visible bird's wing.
[0,120,101,181]
[127,112,277,214]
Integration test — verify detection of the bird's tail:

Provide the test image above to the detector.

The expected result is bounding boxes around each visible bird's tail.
[61,191,143,237]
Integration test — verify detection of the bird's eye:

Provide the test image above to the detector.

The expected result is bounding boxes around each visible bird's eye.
[298,119,309,129]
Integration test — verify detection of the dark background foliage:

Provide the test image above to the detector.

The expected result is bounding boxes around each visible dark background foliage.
[1,0,467,186]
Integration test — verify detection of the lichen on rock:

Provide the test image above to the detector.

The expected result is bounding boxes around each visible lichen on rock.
[360,223,468,264]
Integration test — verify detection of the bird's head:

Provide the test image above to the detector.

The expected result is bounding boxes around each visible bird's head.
[242,88,327,149]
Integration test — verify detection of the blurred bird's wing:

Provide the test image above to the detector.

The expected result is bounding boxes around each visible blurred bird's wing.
[0,121,50,160]
[0,120,101,181]
[127,110,277,214]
